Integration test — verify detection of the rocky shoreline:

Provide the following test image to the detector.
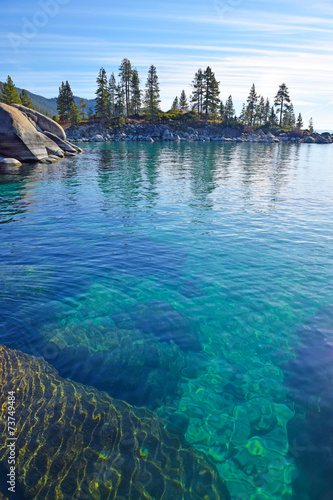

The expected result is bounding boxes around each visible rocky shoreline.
[67,123,333,144]
[1,107,331,169]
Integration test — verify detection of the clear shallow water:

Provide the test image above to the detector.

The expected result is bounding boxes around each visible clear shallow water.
[1,142,333,499]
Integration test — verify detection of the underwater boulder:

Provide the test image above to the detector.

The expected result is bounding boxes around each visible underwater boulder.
[40,321,187,408]
[113,300,202,352]
[0,344,230,500]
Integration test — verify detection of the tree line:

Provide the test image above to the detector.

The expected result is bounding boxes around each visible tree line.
[1,70,315,133]
[171,74,308,130]
[57,60,313,131]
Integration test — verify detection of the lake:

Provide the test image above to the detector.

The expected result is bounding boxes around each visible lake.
[1,141,333,499]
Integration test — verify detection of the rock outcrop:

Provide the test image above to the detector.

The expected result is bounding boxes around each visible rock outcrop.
[0,103,82,164]
[11,103,67,140]
[0,344,230,499]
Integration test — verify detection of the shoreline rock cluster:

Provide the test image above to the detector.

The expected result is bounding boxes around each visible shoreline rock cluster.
[0,103,82,166]
[66,123,333,144]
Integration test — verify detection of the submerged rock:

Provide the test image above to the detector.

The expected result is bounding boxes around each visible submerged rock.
[113,300,202,352]
[40,321,186,408]
[0,344,229,499]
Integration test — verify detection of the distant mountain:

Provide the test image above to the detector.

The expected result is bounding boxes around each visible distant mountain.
[0,82,96,117]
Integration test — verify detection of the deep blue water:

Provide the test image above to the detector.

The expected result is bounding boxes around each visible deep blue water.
[1,142,333,499]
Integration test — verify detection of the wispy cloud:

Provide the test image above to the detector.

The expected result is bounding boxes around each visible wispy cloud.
[1,0,333,127]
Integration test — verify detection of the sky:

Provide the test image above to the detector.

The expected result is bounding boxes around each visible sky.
[1,0,333,129]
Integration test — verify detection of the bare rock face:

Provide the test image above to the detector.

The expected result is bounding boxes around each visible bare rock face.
[11,102,66,140]
[0,103,50,161]
[0,103,81,163]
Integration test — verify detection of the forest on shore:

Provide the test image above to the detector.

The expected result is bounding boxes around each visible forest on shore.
[0,59,314,133]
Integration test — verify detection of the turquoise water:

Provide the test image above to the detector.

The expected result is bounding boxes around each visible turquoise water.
[1,142,333,499]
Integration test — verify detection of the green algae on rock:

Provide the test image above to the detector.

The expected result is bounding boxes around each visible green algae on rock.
[0,344,230,500]
[39,320,187,408]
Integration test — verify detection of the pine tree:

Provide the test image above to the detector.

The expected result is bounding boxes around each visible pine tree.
[108,73,116,117]
[57,82,66,120]
[0,76,21,105]
[95,68,109,121]
[282,108,289,128]
[57,81,74,121]
[255,96,265,126]
[79,99,87,120]
[284,103,295,128]
[219,101,225,120]
[296,113,303,129]
[144,65,161,122]
[115,84,125,116]
[179,90,188,111]
[119,58,132,117]
[225,95,235,121]
[191,69,204,114]
[20,89,33,108]
[130,69,141,115]
[171,97,179,110]
[202,66,220,117]
[239,103,246,124]
[88,107,94,120]
[269,106,278,127]
[309,117,314,133]
[64,82,74,117]
[264,98,270,125]
[70,101,80,125]
[246,84,258,126]
[274,83,291,127]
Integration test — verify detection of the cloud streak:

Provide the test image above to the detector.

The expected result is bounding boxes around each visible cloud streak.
[1,0,333,128]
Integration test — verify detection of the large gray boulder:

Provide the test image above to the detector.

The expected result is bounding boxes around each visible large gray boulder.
[0,103,51,161]
[0,103,79,163]
[11,103,66,140]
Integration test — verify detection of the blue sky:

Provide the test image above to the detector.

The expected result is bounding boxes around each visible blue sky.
[1,0,333,128]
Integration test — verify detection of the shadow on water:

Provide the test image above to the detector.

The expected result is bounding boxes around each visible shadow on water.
[282,306,333,499]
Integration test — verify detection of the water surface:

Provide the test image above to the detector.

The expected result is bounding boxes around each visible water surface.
[1,142,333,499]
